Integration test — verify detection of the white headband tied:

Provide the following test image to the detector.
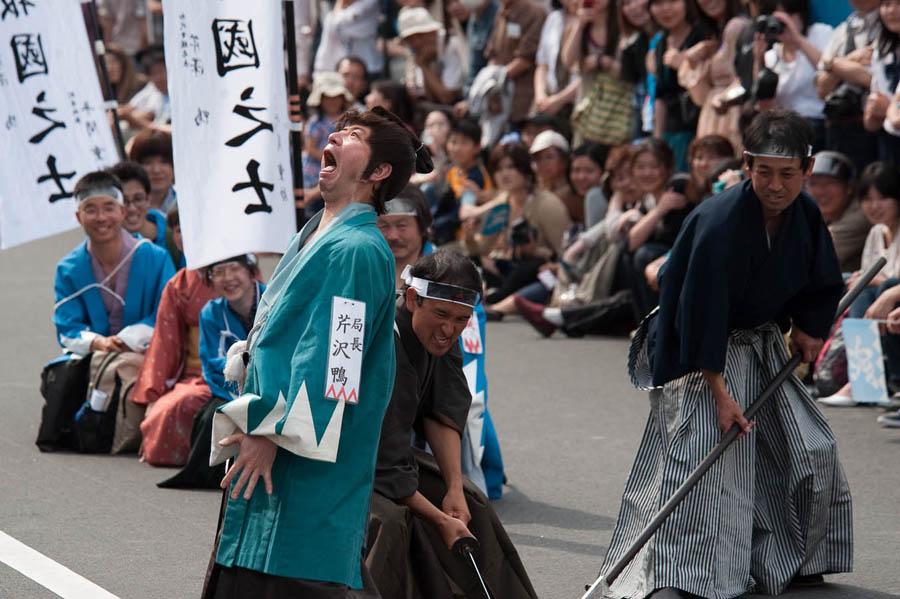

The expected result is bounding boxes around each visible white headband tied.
[401,264,479,308]
[75,185,124,205]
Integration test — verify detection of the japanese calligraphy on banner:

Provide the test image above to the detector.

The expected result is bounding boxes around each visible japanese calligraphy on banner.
[0,0,119,249]
[162,1,295,269]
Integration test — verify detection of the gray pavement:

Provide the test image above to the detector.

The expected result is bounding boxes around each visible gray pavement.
[1,229,899,598]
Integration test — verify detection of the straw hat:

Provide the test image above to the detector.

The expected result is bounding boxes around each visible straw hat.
[397,7,441,39]
[307,72,354,107]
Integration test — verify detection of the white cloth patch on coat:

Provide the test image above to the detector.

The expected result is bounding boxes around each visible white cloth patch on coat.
[325,297,365,404]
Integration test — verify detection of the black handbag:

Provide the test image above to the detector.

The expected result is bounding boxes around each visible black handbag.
[36,354,92,452]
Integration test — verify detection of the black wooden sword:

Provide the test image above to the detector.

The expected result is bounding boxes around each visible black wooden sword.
[581,256,887,599]
[454,536,492,599]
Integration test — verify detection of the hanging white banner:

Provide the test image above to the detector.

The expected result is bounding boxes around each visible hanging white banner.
[0,0,119,250]
[163,1,295,269]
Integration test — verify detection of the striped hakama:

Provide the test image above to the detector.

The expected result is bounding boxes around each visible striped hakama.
[602,318,853,599]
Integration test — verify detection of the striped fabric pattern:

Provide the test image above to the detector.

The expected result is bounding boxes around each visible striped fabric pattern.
[602,320,853,599]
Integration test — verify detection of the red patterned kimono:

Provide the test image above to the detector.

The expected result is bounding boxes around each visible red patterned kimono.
[133,268,218,466]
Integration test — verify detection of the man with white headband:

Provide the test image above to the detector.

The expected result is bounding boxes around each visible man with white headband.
[54,170,174,357]
[601,110,852,599]
[40,171,173,453]
[364,249,537,599]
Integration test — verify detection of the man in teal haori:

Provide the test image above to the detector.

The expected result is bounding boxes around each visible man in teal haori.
[205,107,433,597]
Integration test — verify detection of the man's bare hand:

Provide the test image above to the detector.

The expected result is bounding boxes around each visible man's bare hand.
[438,514,474,550]
[442,487,471,525]
[715,395,753,437]
[789,325,823,363]
[219,433,278,500]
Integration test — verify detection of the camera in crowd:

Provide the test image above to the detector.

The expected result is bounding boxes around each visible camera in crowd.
[509,218,536,247]
[753,15,785,37]
[749,15,787,102]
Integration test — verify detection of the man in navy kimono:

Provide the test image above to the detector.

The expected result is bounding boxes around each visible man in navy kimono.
[602,110,853,599]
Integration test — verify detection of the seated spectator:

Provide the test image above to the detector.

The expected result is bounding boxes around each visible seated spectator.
[533,0,579,119]
[649,0,712,171]
[411,109,452,190]
[447,118,493,229]
[464,143,571,309]
[54,171,174,358]
[564,144,642,265]
[623,138,686,317]
[761,1,833,151]
[133,264,219,466]
[337,56,370,109]
[517,112,559,150]
[108,162,166,249]
[164,204,186,270]
[816,0,880,171]
[530,130,580,224]
[570,142,609,228]
[864,0,900,162]
[118,45,170,135]
[313,0,383,76]
[301,72,355,216]
[51,172,174,451]
[806,150,870,271]
[398,7,466,105]
[157,256,265,487]
[365,251,531,598]
[686,134,736,201]
[484,0,547,125]
[128,128,175,213]
[365,79,417,130]
[679,0,748,153]
[821,161,900,407]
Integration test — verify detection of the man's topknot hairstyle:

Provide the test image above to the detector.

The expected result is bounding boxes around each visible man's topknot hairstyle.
[336,107,433,214]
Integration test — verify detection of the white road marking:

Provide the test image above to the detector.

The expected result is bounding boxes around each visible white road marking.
[0,531,121,599]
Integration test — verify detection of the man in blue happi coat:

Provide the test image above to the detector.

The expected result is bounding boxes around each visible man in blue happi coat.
[204,108,433,598]
[53,170,174,358]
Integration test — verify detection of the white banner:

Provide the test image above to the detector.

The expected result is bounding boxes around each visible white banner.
[163,1,295,269]
[0,0,119,249]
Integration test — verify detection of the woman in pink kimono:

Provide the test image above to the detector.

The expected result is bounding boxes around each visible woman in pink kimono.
[133,265,218,466]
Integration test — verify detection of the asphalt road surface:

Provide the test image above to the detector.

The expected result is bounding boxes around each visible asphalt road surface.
[1,229,898,599]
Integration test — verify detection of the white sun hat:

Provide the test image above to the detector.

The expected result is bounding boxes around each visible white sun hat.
[307,71,354,107]
[398,7,441,39]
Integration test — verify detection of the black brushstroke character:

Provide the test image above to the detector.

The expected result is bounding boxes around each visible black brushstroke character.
[1,0,36,21]
[232,159,273,214]
[37,155,75,203]
[225,87,273,147]
[10,33,48,82]
[28,91,65,143]
[212,19,259,76]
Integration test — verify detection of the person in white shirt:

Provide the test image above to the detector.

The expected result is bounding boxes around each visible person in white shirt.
[762,1,833,150]
[313,0,384,77]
